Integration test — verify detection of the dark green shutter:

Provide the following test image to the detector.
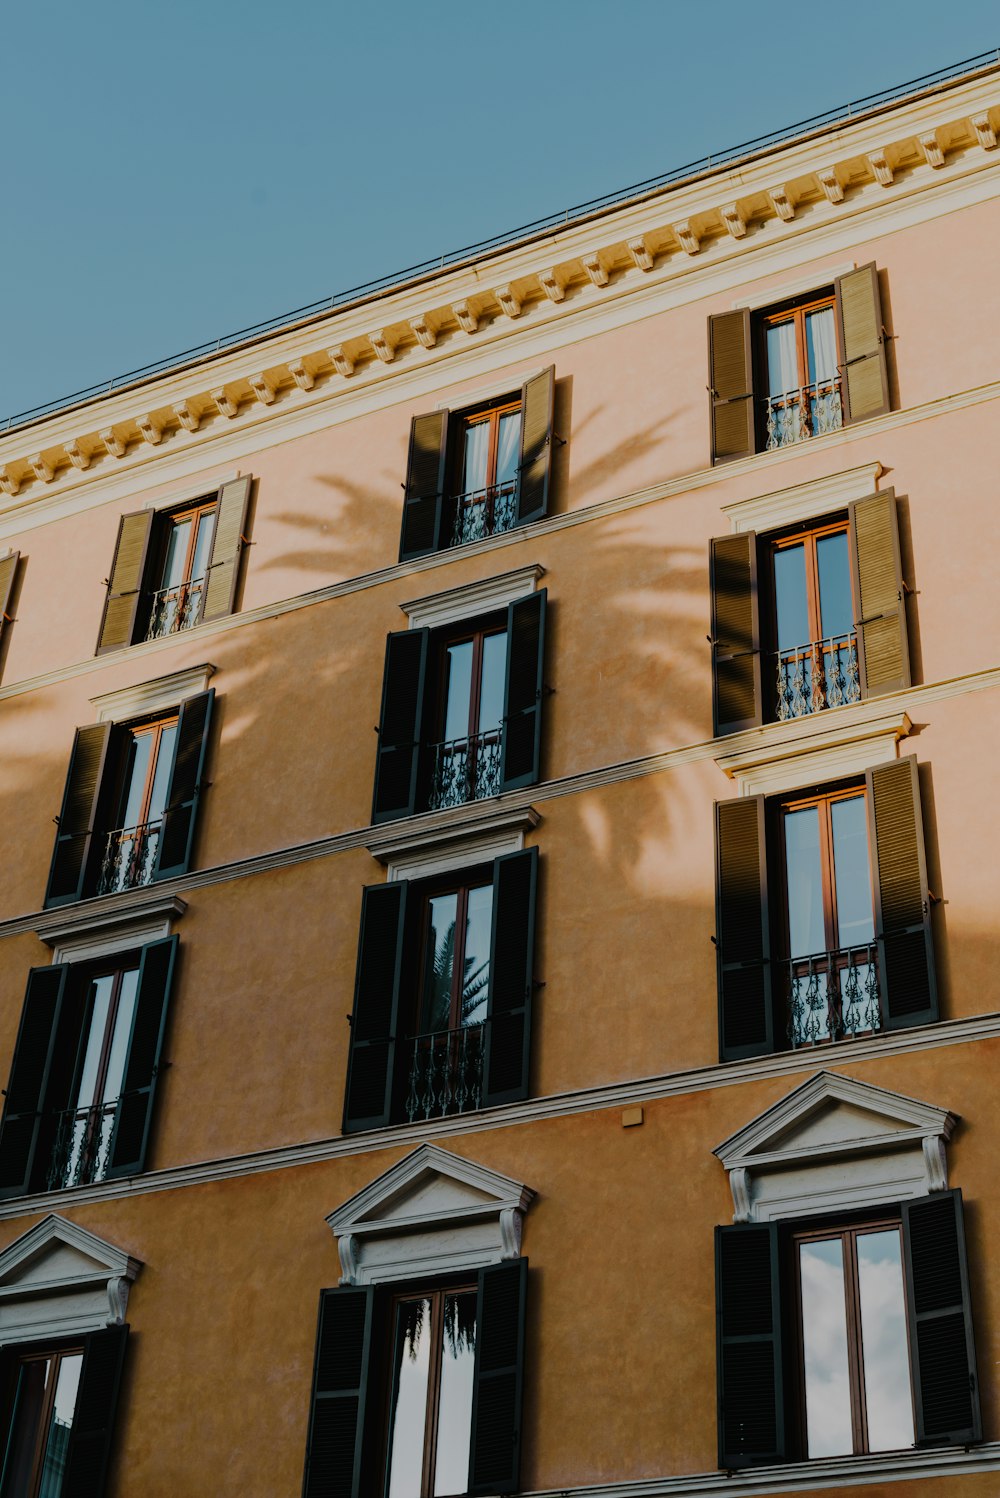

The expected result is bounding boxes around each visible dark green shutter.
[715,1223,785,1468]
[302,1287,376,1498]
[835,263,890,424]
[153,689,215,881]
[709,310,755,463]
[399,411,449,560]
[62,1325,129,1498]
[849,489,910,698]
[202,475,253,621]
[500,591,546,791]
[903,1190,981,1445]
[710,533,762,736]
[45,725,112,907]
[343,883,408,1133]
[866,757,937,1030]
[517,366,554,525]
[372,631,429,823]
[715,797,773,1061]
[483,848,537,1107]
[96,511,154,653]
[107,936,178,1178]
[468,1258,527,1497]
[0,966,68,1198]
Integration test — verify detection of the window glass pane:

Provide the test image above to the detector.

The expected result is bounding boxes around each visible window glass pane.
[443,643,473,742]
[773,545,810,651]
[160,519,192,590]
[120,732,153,828]
[102,968,140,1106]
[190,511,215,582]
[422,894,458,1033]
[147,724,177,824]
[799,1237,853,1458]
[857,1229,915,1452]
[816,531,853,640]
[830,796,875,949]
[766,319,798,396]
[75,976,115,1112]
[784,807,825,958]
[461,420,490,495]
[387,1298,432,1498]
[495,412,521,488]
[477,631,508,736]
[805,306,838,386]
[460,885,493,1028]
[2,1357,51,1497]
[38,1352,82,1497]
[433,1291,478,1496]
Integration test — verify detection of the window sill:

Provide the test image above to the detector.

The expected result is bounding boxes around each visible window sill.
[715,704,911,795]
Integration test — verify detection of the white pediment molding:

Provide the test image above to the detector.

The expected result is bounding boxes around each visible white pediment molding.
[327,1143,534,1286]
[721,462,882,535]
[400,565,544,631]
[714,1070,957,1224]
[91,662,215,724]
[368,804,540,882]
[0,1214,142,1344]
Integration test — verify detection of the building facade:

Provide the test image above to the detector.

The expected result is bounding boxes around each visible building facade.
[0,56,998,1498]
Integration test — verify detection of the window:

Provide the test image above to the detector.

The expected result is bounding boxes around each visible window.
[0,938,177,1200]
[715,1192,981,1469]
[45,689,214,908]
[343,849,537,1133]
[714,757,937,1062]
[0,549,21,683]
[708,264,889,464]
[96,475,252,653]
[302,1260,528,1498]
[372,593,545,825]
[710,489,909,736]
[399,369,554,561]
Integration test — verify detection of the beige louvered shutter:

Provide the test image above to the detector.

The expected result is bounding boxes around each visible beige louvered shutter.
[835,264,890,423]
[709,310,755,463]
[517,365,555,524]
[202,475,253,622]
[866,756,937,1029]
[710,533,762,735]
[399,412,448,560]
[0,550,20,669]
[848,489,909,697]
[96,512,154,653]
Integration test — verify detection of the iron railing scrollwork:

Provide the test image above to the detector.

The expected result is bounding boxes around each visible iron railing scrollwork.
[45,1098,122,1192]
[449,479,518,548]
[427,729,502,810]
[405,1023,486,1122]
[764,377,844,450]
[786,942,881,1047]
[96,820,161,894]
[144,577,206,640]
[775,632,861,720]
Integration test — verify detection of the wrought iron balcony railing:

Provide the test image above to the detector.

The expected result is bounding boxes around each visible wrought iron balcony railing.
[786,942,881,1048]
[775,632,861,720]
[96,820,161,895]
[427,729,502,811]
[764,377,844,450]
[405,1023,486,1123]
[144,577,206,640]
[45,1099,120,1192]
[449,480,518,548]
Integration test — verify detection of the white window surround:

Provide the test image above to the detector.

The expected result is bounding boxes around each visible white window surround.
[91,662,215,724]
[721,461,881,535]
[0,1214,142,1345]
[730,263,856,311]
[142,470,240,512]
[400,564,544,632]
[715,705,911,797]
[714,1070,956,1225]
[327,1143,534,1287]
[40,893,187,964]
[433,369,548,413]
[368,805,540,882]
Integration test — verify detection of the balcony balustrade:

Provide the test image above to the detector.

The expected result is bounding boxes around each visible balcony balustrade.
[96,820,161,895]
[775,632,861,721]
[785,942,881,1047]
[764,377,844,450]
[427,729,502,811]
[45,1099,120,1191]
[449,480,518,548]
[144,578,206,640]
[405,1023,486,1123]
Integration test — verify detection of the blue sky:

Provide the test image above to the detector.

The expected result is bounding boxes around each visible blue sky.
[2,2,997,422]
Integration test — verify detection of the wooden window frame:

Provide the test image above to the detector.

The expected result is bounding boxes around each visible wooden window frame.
[789,1214,914,1458]
[108,713,179,833]
[4,1342,85,1498]
[381,1281,478,1498]
[759,293,837,395]
[777,783,873,960]
[450,396,522,499]
[432,617,508,748]
[764,516,859,720]
[414,869,493,1036]
[70,959,141,1165]
[143,496,219,639]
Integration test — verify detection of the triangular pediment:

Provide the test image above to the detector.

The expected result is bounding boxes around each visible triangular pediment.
[0,1214,141,1293]
[714,1070,955,1169]
[328,1144,533,1237]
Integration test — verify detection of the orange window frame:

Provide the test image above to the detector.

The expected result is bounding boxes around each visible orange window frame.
[770,519,854,648]
[158,499,217,590]
[761,293,837,395]
[383,1284,478,1498]
[777,784,872,963]
[112,713,178,832]
[454,397,521,498]
[6,1344,85,1498]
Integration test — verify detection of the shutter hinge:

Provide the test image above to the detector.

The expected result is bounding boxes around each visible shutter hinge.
[551,430,567,447]
[927,890,943,906]
[710,935,718,947]
[52,815,60,826]
[2,612,14,624]
[543,684,556,698]
[532,979,546,989]
[346,1015,352,1026]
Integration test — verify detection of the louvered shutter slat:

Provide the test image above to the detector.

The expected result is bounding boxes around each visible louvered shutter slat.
[97,512,154,653]
[302,1288,375,1498]
[710,533,762,736]
[835,263,890,423]
[62,1325,129,1498]
[716,1224,785,1468]
[343,883,408,1133]
[867,757,937,1029]
[468,1259,527,1496]
[154,690,215,880]
[0,551,20,668]
[500,591,546,791]
[715,798,773,1060]
[903,1190,981,1445]
[45,724,113,907]
[517,366,555,525]
[202,476,253,621]
[709,311,755,463]
[849,489,909,697]
[0,966,68,1198]
[399,411,448,560]
[372,631,429,823]
[483,848,537,1107]
[107,936,178,1177]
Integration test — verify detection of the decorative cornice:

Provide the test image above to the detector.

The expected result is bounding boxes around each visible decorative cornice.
[90,661,216,723]
[1,82,996,500]
[399,562,545,630]
[715,707,911,797]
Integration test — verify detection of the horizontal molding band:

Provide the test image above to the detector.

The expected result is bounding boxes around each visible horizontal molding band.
[2,367,1000,707]
[0,1007,996,1222]
[4,663,999,946]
